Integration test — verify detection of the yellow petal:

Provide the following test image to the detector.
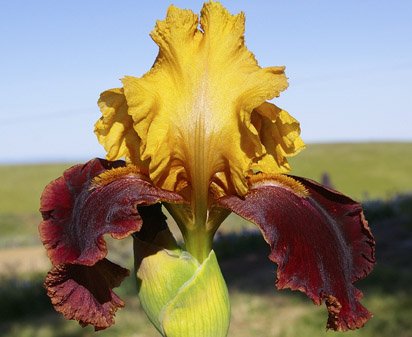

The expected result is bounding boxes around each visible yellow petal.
[120,2,288,200]
[250,102,305,173]
[95,1,306,236]
[94,88,148,171]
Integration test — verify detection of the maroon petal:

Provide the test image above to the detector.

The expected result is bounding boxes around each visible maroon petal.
[39,158,185,266]
[216,174,375,331]
[45,259,129,331]
[39,158,185,330]
[133,203,169,243]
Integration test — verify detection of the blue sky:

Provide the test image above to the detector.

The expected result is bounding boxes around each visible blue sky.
[1,0,411,163]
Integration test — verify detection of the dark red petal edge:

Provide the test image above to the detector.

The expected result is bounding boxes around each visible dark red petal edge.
[39,158,185,329]
[216,175,375,331]
[39,158,185,266]
[45,259,129,331]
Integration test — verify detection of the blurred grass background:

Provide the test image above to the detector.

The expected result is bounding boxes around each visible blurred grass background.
[0,142,411,337]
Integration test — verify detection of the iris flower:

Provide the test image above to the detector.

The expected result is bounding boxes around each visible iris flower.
[39,2,375,336]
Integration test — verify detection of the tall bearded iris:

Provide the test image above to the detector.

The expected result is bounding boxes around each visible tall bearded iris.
[39,2,375,336]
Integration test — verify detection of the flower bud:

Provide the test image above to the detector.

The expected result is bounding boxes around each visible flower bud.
[134,230,230,337]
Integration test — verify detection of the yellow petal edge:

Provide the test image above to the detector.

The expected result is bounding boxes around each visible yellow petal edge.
[94,1,304,198]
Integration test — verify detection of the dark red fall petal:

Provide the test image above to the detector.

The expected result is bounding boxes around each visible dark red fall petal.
[133,203,169,243]
[216,174,375,331]
[132,203,178,270]
[39,158,185,266]
[45,259,128,330]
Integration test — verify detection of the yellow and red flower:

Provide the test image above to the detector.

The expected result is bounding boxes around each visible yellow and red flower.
[39,2,375,335]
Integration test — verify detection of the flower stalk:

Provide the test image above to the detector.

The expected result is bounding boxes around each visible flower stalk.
[182,227,214,263]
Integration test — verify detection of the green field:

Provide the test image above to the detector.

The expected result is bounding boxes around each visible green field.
[2,142,411,213]
[0,164,70,247]
[1,142,411,246]
[289,142,412,200]
[1,142,412,337]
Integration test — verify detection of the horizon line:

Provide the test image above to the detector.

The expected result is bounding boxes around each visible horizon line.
[1,140,411,165]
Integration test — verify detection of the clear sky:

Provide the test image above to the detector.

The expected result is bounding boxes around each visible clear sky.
[1,0,411,163]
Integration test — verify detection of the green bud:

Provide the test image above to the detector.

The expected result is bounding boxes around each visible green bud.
[134,230,230,337]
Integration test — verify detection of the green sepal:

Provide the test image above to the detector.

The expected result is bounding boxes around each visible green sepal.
[134,230,230,337]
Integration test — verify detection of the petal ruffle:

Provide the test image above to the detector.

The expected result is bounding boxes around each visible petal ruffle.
[98,2,296,198]
[251,102,305,173]
[39,158,185,329]
[216,174,375,331]
[95,88,147,168]
[39,158,185,266]
[45,259,128,331]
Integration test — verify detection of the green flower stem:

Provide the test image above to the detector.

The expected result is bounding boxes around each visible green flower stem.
[182,227,214,263]
[163,203,216,263]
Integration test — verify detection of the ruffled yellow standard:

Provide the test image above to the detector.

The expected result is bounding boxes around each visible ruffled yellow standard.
[95,2,304,262]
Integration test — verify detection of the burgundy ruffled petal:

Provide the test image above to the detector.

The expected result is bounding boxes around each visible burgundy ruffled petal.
[45,259,128,331]
[39,158,186,330]
[39,158,185,266]
[216,174,375,331]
